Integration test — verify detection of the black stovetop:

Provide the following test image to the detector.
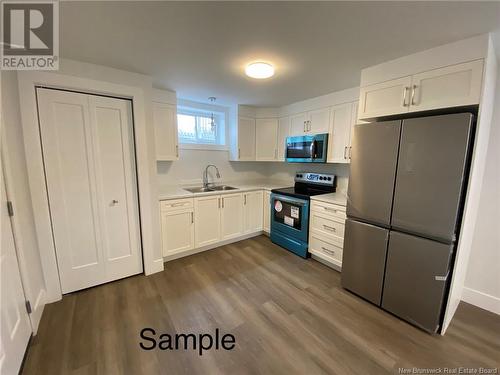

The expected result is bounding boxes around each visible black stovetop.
[272,182,335,201]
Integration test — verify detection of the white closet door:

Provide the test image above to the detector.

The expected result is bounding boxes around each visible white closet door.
[37,89,104,293]
[89,96,142,282]
[37,89,142,293]
[1,168,32,375]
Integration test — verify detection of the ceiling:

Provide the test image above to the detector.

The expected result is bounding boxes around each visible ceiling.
[60,1,500,107]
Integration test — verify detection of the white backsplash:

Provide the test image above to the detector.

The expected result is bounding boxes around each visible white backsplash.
[157,149,350,194]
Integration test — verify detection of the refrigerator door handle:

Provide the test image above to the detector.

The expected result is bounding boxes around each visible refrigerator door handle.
[434,270,449,282]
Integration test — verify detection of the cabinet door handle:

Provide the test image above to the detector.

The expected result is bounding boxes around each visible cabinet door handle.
[191,211,194,224]
[402,86,409,107]
[303,121,306,132]
[349,146,352,159]
[222,197,224,208]
[244,194,247,205]
[324,207,338,213]
[321,246,335,255]
[176,145,179,157]
[323,225,336,232]
[343,146,347,159]
[238,148,241,159]
[411,85,418,106]
[218,198,221,209]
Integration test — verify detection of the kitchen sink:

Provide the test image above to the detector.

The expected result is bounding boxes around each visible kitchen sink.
[209,185,238,191]
[183,185,238,193]
[183,186,215,193]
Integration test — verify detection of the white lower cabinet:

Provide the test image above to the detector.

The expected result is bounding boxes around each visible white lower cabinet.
[263,191,271,233]
[221,193,244,240]
[194,195,221,248]
[244,191,264,233]
[308,200,346,269]
[161,190,267,259]
[161,209,194,256]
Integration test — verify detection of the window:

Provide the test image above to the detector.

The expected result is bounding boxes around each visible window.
[177,101,226,149]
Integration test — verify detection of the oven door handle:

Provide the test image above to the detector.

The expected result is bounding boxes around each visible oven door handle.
[272,194,308,206]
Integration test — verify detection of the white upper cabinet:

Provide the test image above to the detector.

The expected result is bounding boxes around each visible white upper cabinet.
[358,76,412,120]
[290,112,308,135]
[220,193,244,240]
[358,60,484,120]
[237,117,256,161]
[328,102,354,163]
[289,109,331,136]
[244,191,264,233]
[308,107,331,134]
[153,101,179,161]
[255,118,279,161]
[277,117,290,161]
[409,60,483,112]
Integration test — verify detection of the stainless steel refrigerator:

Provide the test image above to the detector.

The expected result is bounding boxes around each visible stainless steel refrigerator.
[341,113,474,333]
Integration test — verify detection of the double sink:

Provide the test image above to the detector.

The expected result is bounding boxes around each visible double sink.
[184,185,238,194]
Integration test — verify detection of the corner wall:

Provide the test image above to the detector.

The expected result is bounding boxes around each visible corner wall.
[463,67,500,315]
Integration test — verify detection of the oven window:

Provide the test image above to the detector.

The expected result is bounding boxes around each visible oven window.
[287,141,312,159]
[273,198,302,230]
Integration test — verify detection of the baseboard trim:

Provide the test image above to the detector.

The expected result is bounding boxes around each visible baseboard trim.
[163,231,264,262]
[311,254,341,272]
[462,287,500,315]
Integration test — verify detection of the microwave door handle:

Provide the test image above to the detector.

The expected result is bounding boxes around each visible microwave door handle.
[310,140,317,159]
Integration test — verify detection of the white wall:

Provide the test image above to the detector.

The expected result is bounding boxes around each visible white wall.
[463,68,500,314]
[1,71,47,331]
[157,150,269,186]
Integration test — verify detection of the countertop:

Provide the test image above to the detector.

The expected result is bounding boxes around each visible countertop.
[310,192,347,206]
[158,180,292,201]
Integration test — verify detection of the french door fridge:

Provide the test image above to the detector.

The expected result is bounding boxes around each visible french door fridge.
[341,113,474,333]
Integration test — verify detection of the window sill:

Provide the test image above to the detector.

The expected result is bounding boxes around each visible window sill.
[179,144,229,152]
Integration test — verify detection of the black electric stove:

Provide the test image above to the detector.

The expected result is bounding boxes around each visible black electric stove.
[271,172,336,200]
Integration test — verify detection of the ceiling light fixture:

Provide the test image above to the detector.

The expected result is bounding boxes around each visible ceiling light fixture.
[245,62,274,79]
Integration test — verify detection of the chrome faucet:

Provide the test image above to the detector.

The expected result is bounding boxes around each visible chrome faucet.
[203,164,221,188]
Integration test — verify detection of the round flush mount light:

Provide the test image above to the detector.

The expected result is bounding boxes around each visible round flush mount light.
[245,62,275,79]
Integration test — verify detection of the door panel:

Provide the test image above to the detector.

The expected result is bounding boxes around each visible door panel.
[341,219,389,305]
[161,210,194,255]
[238,117,256,160]
[256,119,278,161]
[290,113,307,136]
[1,169,32,375]
[358,76,412,119]
[328,103,352,163]
[347,120,401,227]
[221,194,243,240]
[37,89,143,293]
[194,196,221,247]
[392,114,473,242]
[244,191,263,233]
[410,60,483,112]
[37,89,104,292]
[90,96,142,280]
[308,108,330,134]
[382,231,453,333]
[153,102,178,160]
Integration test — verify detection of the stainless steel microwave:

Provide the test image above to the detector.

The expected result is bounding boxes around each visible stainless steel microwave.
[285,133,328,163]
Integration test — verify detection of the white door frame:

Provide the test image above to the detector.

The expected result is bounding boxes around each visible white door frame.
[18,69,163,303]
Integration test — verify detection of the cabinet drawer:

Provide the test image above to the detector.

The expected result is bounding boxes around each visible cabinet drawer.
[309,234,343,263]
[310,211,345,240]
[311,201,346,219]
[160,198,194,212]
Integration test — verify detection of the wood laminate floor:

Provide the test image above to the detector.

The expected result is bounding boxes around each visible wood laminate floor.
[22,236,500,375]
